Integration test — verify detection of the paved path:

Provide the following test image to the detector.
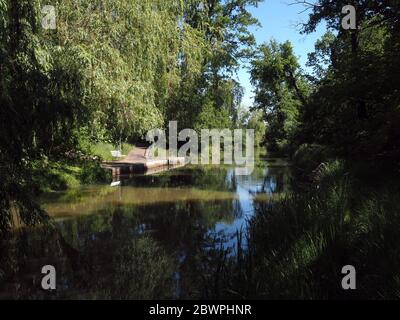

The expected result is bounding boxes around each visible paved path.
[101,146,185,174]
[117,147,148,163]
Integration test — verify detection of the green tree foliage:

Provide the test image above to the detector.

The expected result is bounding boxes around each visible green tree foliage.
[246,110,266,147]
[295,0,400,169]
[168,0,262,131]
[53,0,209,141]
[251,40,309,153]
[195,96,233,131]
[251,1,400,170]
[0,0,262,231]
[237,107,266,147]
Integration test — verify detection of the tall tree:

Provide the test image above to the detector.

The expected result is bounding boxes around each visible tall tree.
[168,0,262,130]
[251,40,309,153]
[293,0,400,166]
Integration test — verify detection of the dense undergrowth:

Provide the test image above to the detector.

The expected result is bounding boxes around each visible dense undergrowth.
[199,156,400,299]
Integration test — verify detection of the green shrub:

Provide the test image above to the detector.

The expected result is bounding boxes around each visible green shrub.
[79,160,111,184]
[292,143,331,176]
[32,159,111,193]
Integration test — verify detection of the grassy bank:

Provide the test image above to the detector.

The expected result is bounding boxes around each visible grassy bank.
[31,159,111,194]
[31,142,135,193]
[200,159,400,299]
[90,142,135,161]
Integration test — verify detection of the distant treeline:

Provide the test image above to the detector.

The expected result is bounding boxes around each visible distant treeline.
[250,0,400,173]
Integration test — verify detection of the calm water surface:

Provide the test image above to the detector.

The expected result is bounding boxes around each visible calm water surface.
[0,157,290,299]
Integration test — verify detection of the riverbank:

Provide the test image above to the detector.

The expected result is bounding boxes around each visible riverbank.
[2,154,289,298]
[4,150,400,299]
[204,159,400,299]
[31,142,136,194]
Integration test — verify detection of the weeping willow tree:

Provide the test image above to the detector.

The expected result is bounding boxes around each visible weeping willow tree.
[0,0,261,231]
[0,0,208,232]
[52,0,208,141]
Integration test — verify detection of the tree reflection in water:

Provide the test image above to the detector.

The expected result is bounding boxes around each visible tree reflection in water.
[0,161,290,299]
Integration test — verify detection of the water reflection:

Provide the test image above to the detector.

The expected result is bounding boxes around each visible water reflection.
[0,158,290,299]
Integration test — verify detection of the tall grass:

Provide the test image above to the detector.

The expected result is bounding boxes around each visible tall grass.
[205,160,400,299]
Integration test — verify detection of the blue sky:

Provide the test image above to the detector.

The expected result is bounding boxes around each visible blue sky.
[237,0,327,107]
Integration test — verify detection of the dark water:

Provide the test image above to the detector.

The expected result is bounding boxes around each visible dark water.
[0,157,290,299]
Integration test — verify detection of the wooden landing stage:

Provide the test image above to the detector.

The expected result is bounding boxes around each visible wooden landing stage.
[101,147,186,176]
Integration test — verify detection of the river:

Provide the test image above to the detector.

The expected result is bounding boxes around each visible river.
[0,155,290,299]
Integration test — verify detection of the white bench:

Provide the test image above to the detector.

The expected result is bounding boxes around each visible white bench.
[111,150,122,158]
